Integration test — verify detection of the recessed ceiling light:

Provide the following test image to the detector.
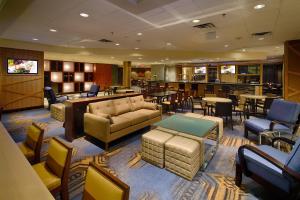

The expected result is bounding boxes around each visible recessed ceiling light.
[166,42,172,46]
[80,13,89,17]
[192,19,200,23]
[134,47,139,50]
[115,43,120,46]
[258,37,264,41]
[111,56,115,59]
[165,58,169,60]
[275,46,280,49]
[32,38,39,41]
[254,4,265,10]
[138,57,142,60]
[49,29,57,32]
[242,48,246,52]
[137,32,143,36]
[224,44,229,48]
[216,35,220,39]
[80,46,85,48]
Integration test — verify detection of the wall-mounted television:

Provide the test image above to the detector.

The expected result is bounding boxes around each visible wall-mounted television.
[221,65,235,74]
[194,66,206,74]
[7,58,38,74]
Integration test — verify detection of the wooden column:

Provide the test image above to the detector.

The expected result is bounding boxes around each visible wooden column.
[123,61,131,87]
[284,40,300,102]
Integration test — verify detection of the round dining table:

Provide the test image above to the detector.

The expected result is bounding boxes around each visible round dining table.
[202,97,232,104]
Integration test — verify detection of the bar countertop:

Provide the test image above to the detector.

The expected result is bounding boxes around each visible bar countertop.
[164,81,262,86]
[0,122,54,200]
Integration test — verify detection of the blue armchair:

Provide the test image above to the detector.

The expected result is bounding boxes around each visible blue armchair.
[44,87,68,109]
[236,137,300,198]
[80,84,100,98]
[244,99,300,138]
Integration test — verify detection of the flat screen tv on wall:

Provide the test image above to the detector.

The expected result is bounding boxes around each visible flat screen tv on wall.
[221,65,235,74]
[7,58,38,74]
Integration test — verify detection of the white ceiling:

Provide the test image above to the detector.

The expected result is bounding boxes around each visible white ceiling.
[0,0,299,64]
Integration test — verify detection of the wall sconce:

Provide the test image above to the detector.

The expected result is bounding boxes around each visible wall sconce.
[74,72,84,82]
[63,62,74,72]
[51,72,62,82]
[84,63,93,72]
[63,83,74,93]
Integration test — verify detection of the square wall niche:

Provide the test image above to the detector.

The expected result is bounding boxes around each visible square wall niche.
[74,72,84,82]
[84,82,93,91]
[51,72,63,82]
[84,63,94,72]
[63,62,74,72]
[63,82,74,93]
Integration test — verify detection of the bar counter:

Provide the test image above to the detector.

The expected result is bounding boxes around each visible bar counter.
[0,122,54,200]
[152,81,262,96]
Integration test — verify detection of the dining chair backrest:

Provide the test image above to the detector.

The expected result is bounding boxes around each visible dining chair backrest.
[228,94,239,107]
[215,102,233,117]
[170,93,177,103]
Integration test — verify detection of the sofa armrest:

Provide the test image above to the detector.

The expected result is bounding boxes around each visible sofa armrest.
[84,113,110,141]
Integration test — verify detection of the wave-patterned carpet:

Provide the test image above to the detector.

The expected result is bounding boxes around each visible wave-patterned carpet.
[2,108,270,200]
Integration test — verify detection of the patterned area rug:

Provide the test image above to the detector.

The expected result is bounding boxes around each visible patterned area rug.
[2,109,270,200]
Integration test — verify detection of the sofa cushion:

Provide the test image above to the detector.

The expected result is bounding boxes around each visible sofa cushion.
[110,116,131,133]
[93,111,113,124]
[129,95,144,111]
[89,101,116,116]
[118,111,149,125]
[113,98,132,115]
[143,102,157,110]
[135,109,160,120]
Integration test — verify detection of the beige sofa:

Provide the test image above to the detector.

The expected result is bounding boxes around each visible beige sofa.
[84,95,162,149]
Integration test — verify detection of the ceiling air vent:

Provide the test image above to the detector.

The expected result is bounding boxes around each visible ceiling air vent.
[193,23,216,29]
[251,31,272,37]
[98,39,113,43]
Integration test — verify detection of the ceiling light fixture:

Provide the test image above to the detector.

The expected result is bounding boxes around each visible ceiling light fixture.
[134,47,139,50]
[166,42,172,46]
[254,4,265,10]
[242,48,246,52]
[258,37,264,41]
[224,44,229,48]
[138,57,142,60]
[137,32,143,36]
[49,29,57,32]
[275,46,280,49]
[192,19,200,23]
[32,38,39,41]
[80,13,89,17]
[111,56,115,59]
[115,43,120,46]
[165,58,169,60]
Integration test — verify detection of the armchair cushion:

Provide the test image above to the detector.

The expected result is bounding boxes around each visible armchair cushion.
[18,142,35,159]
[267,99,300,124]
[245,117,291,133]
[286,138,300,173]
[25,124,42,150]
[45,139,69,178]
[33,162,61,191]
[237,145,291,192]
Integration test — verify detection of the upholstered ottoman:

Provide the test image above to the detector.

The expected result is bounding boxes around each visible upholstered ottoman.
[201,116,223,141]
[142,129,174,168]
[50,103,65,122]
[165,136,204,180]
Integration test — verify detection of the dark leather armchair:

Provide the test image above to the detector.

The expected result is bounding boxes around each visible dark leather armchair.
[236,137,300,199]
[80,84,100,98]
[244,99,300,138]
[44,87,68,109]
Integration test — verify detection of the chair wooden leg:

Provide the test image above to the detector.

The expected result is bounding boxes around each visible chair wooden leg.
[235,164,242,186]
[60,188,69,200]
[105,142,109,150]
[244,128,248,138]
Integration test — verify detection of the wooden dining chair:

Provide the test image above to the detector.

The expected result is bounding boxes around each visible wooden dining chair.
[33,137,73,200]
[18,122,44,164]
[162,93,178,114]
[82,162,130,200]
[215,102,233,130]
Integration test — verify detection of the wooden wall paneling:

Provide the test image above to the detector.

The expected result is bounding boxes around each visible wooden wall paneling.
[94,63,113,90]
[0,47,44,111]
[284,40,300,102]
